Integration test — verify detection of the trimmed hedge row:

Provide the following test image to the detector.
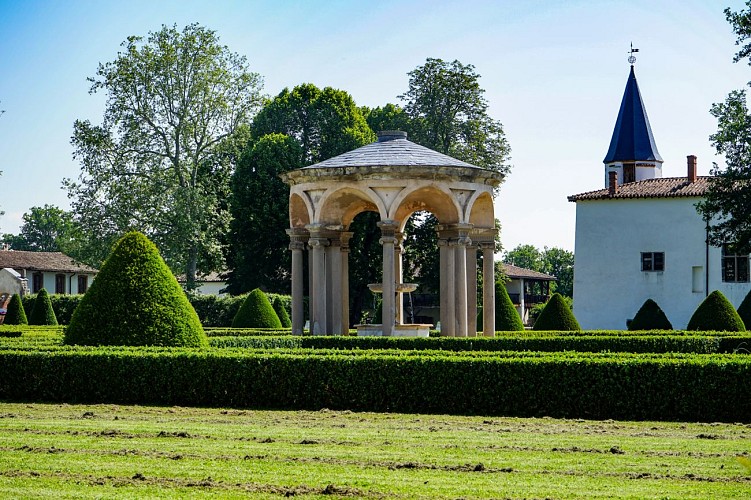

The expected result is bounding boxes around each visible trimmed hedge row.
[0,348,748,422]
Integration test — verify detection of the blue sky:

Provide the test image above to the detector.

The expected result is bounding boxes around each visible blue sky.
[0,0,749,252]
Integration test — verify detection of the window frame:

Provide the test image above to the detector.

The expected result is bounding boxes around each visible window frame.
[722,244,750,283]
[641,252,665,272]
[55,274,66,294]
[32,273,43,294]
[77,275,88,294]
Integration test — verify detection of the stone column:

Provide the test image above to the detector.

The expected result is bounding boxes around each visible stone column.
[327,238,342,336]
[286,229,308,336]
[454,233,470,338]
[438,236,455,337]
[378,220,398,336]
[395,231,404,325]
[481,242,496,337]
[340,232,353,335]
[466,243,478,337]
[307,227,329,335]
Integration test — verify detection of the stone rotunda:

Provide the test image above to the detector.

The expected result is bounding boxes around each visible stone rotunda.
[281,131,505,337]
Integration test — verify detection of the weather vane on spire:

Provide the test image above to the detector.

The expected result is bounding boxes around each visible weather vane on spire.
[628,42,639,65]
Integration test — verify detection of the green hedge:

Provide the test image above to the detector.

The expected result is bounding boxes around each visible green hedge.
[0,347,749,422]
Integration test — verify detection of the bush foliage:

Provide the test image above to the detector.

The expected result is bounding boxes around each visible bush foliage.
[629,299,673,331]
[687,290,745,332]
[737,288,751,330]
[64,232,207,347]
[272,296,292,328]
[232,288,282,328]
[495,282,524,331]
[532,293,580,331]
[4,294,27,325]
[28,289,58,326]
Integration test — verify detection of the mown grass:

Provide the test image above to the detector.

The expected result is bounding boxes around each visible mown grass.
[0,402,748,499]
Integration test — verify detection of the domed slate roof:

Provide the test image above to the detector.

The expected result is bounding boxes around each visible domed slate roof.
[303,131,479,170]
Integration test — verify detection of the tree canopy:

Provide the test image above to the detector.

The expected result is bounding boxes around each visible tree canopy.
[1,205,78,252]
[503,244,574,298]
[64,23,263,288]
[697,4,751,253]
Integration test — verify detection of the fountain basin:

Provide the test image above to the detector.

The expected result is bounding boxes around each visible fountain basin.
[368,283,418,293]
[355,323,432,337]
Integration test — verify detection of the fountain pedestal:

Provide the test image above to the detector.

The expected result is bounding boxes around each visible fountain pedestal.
[356,283,432,337]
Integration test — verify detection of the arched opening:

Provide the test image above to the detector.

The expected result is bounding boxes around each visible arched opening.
[289,193,311,228]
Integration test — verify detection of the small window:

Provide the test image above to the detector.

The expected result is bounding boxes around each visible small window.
[722,244,750,283]
[78,275,88,294]
[641,252,664,272]
[55,274,66,294]
[623,164,636,183]
[32,273,43,294]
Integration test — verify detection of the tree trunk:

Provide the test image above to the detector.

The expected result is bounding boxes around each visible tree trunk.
[186,244,198,291]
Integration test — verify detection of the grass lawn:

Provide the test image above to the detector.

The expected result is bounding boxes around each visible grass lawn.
[0,403,748,498]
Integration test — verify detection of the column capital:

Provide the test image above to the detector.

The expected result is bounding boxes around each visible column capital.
[478,241,497,251]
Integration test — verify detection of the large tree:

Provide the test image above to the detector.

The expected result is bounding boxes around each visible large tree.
[503,244,574,298]
[225,84,375,295]
[1,205,78,253]
[697,4,751,252]
[64,23,263,288]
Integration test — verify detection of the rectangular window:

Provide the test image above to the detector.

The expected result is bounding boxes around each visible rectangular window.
[623,164,636,183]
[55,274,65,294]
[32,273,43,294]
[722,244,750,283]
[78,275,88,294]
[692,266,704,293]
[641,252,664,272]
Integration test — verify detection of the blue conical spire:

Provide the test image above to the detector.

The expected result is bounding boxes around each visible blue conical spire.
[603,66,662,164]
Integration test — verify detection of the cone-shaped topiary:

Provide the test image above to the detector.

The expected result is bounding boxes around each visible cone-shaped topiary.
[232,289,282,328]
[272,296,292,328]
[4,293,28,325]
[687,290,745,332]
[628,298,673,331]
[532,293,580,331]
[29,289,58,326]
[737,288,751,330]
[64,232,207,347]
[495,281,524,331]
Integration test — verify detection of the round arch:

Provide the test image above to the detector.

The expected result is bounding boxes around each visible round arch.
[467,191,495,228]
[392,185,461,230]
[317,186,384,227]
[289,192,312,228]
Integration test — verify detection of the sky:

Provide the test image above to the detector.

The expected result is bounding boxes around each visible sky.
[1,0,750,254]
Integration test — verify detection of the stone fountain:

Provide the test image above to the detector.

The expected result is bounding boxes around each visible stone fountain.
[355,282,432,337]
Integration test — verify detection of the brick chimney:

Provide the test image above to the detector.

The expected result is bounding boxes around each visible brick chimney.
[608,170,618,195]
[687,155,697,183]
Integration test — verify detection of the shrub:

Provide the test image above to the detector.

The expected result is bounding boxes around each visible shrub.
[737,288,751,330]
[687,290,745,332]
[532,293,580,331]
[232,289,282,328]
[628,299,673,331]
[3,294,27,325]
[187,293,246,327]
[64,231,207,347]
[495,282,524,331]
[272,296,292,328]
[28,289,58,326]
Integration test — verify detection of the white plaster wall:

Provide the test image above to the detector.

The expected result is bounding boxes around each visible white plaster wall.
[572,197,749,330]
[32,272,95,295]
[195,281,227,296]
[0,269,24,296]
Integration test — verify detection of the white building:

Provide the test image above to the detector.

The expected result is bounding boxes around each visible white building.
[0,250,97,296]
[569,65,751,330]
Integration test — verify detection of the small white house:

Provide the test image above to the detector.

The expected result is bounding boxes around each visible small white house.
[0,250,97,296]
[569,64,751,329]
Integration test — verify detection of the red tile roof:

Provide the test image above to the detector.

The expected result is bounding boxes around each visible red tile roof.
[0,251,97,274]
[568,176,710,202]
[502,263,556,281]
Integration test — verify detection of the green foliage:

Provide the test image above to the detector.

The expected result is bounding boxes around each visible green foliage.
[532,293,580,331]
[495,282,524,331]
[0,205,78,252]
[687,290,746,332]
[28,289,58,326]
[629,299,673,331]
[232,288,283,329]
[737,287,751,329]
[503,244,574,298]
[65,23,263,286]
[3,294,27,325]
[64,232,207,347]
[187,294,246,327]
[272,296,292,328]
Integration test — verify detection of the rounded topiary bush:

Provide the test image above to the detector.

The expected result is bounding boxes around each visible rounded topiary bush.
[4,293,28,325]
[64,231,207,347]
[232,289,282,328]
[272,296,292,328]
[628,298,673,331]
[495,281,524,331]
[29,289,58,326]
[737,288,751,330]
[532,293,580,331]
[686,290,745,332]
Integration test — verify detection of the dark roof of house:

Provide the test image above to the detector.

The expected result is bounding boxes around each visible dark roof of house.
[603,65,663,164]
[303,131,479,170]
[0,251,97,274]
[568,176,710,202]
[502,263,556,281]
